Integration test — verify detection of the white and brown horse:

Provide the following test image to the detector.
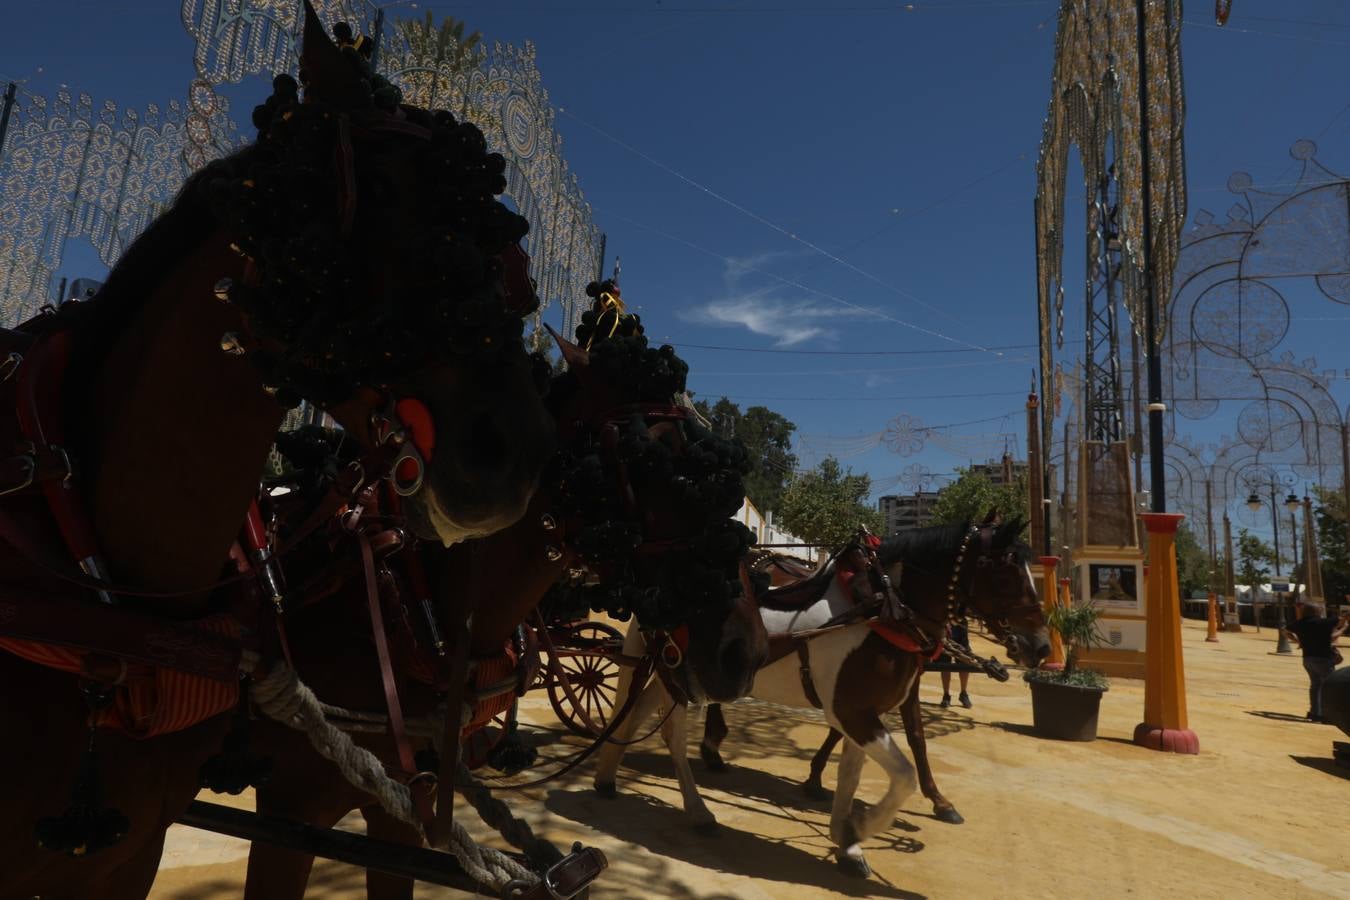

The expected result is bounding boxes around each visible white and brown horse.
[593,519,1049,878]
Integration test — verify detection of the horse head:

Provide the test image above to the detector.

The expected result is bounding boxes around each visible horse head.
[542,319,768,703]
[875,518,1050,669]
[206,4,553,546]
[952,517,1050,669]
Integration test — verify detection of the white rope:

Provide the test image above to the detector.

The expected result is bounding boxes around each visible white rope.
[250,664,537,892]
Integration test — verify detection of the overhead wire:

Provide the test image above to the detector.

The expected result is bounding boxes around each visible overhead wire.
[560,108,998,347]
[596,207,1001,353]
[667,341,1035,355]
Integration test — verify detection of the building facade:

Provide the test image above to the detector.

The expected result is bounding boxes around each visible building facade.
[878,492,941,536]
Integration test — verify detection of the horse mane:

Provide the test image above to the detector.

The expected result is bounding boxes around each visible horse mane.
[877,519,1033,570]
[876,522,970,567]
[58,150,256,460]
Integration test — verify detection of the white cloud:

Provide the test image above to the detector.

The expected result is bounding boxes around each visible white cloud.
[679,254,879,347]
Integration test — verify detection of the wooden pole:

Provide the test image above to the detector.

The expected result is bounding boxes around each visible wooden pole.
[178,801,488,891]
[1135,512,1199,754]
[1027,388,1047,555]
[1040,556,1064,669]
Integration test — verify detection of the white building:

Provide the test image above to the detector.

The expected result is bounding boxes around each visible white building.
[735,497,813,565]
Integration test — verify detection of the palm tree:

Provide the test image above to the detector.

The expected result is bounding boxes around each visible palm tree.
[395,12,483,73]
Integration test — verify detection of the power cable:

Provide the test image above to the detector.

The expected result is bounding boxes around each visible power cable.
[560,107,987,338]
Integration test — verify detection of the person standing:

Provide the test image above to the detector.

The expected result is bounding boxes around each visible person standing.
[1281,602,1347,722]
[940,620,973,709]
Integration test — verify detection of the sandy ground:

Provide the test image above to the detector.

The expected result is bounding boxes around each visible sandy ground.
[150,619,1348,899]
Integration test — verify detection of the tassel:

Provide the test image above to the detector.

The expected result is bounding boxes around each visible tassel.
[199,685,273,795]
[35,685,129,856]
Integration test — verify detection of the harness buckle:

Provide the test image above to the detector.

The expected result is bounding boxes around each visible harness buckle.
[0,452,35,497]
[0,352,23,382]
[660,634,683,669]
[519,843,608,900]
[390,441,424,497]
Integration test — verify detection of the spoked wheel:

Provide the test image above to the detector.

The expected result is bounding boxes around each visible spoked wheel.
[546,621,624,737]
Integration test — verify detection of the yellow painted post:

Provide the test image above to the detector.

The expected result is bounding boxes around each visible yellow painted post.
[1134,513,1199,754]
[1040,556,1064,669]
[1059,576,1073,652]
[1205,592,1219,642]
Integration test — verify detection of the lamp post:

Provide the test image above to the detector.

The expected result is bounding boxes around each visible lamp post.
[1245,481,1297,652]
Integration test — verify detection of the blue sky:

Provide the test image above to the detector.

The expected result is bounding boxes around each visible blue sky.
[5,0,1350,528]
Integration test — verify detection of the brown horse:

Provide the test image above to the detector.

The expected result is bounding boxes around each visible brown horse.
[594,520,1049,878]
[0,8,554,899]
[701,547,988,825]
[239,334,768,898]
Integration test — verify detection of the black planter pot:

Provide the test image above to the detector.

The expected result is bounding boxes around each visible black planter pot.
[1028,679,1107,741]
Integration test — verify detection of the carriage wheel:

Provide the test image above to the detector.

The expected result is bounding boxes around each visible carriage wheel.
[546,621,624,737]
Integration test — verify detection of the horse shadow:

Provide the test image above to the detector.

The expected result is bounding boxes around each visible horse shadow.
[614,747,921,833]
[545,785,927,899]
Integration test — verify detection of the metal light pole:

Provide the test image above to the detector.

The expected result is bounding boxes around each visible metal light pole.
[1247,482,1293,651]
[1136,0,1166,514]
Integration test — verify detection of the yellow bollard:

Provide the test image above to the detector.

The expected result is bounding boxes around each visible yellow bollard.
[1134,513,1199,754]
[1040,556,1065,669]
[1205,592,1220,642]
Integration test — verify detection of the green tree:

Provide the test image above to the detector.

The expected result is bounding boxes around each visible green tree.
[1174,523,1215,598]
[928,466,1028,532]
[1235,528,1274,588]
[779,456,882,548]
[1309,484,1350,603]
[693,396,797,514]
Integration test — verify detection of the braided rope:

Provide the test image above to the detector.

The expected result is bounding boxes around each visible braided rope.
[249,664,537,892]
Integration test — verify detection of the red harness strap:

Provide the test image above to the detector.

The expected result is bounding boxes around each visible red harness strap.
[867,622,945,662]
[357,529,435,831]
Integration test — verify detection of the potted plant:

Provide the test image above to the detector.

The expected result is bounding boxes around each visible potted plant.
[1025,600,1109,741]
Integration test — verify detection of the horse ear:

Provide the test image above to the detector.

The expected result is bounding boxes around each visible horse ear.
[545,323,590,373]
[998,515,1028,543]
[299,0,359,105]
[981,508,1002,526]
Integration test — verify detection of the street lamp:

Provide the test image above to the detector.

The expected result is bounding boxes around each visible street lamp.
[1245,478,1295,652]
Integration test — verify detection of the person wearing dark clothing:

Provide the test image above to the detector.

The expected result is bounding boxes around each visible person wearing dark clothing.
[940,621,973,709]
[1282,604,1347,722]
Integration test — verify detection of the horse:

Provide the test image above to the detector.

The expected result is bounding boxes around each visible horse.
[238,320,769,897]
[592,519,1050,878]
[701,546,992,825]
[0,8,555,898]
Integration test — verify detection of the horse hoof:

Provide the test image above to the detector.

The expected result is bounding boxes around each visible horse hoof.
[935,807,965,825]
[594,782,617,799]
[803,782,830,801]
[699,746,729,773]
[836,854,872,879]
[693,820,720,836]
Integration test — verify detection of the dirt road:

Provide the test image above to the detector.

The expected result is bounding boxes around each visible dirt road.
[151,619,1347,899]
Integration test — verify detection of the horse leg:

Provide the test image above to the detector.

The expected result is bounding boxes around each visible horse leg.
[900,680,962,824]
[592,668,666,798]
[660,701,717,831]
[360,804,420,900]
[828,738,870,878]
[832,711,917,880]
[804,728,844,800]
[245,724,363,900]
[698,702,729,772]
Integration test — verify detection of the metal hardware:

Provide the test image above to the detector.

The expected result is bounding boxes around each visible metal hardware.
[220,332,246,356]
[0,352,23,382]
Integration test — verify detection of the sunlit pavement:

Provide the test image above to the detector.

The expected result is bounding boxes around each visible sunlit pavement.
[152,619,1348,899]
